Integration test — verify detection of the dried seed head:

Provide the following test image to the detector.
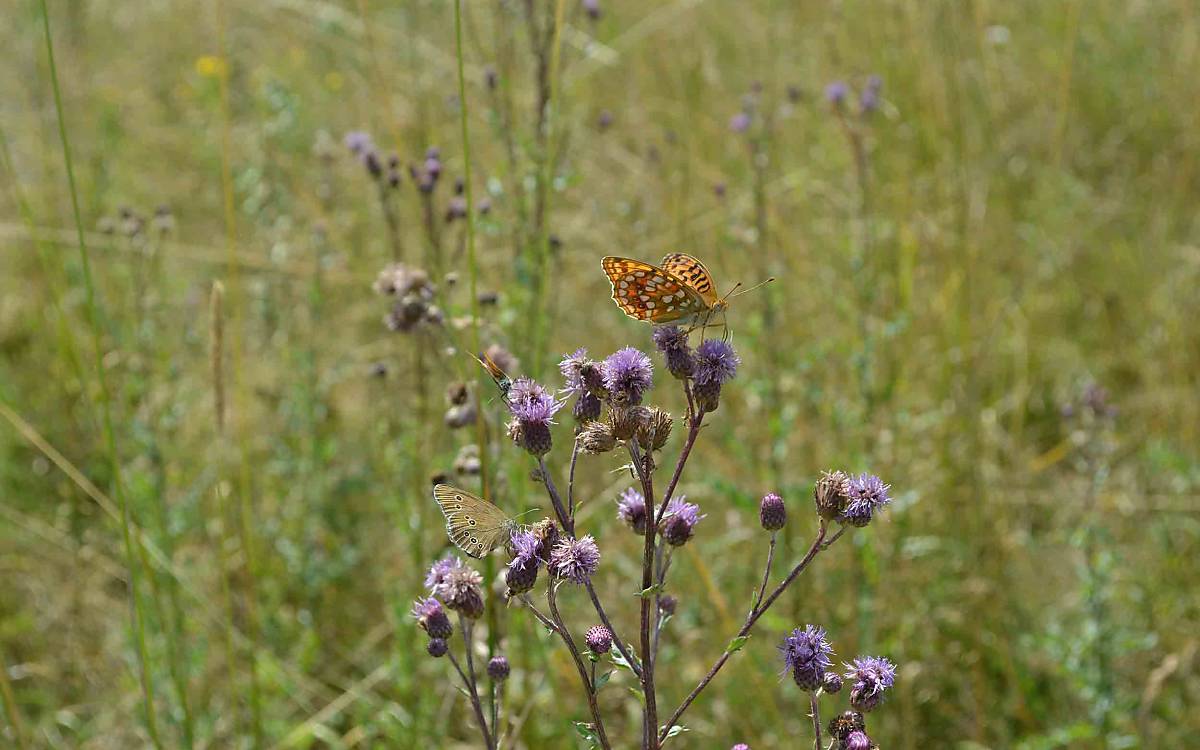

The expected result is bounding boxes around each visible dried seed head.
[814,470,851,521]
[578,421,617,454]
[609,406,652,441]
[636,408,674,451]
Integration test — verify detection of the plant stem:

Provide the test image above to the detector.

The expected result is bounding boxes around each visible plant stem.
[536,458,640,676]
[38,3,162,745]
[628,440,659,749]
[547,581,612,750]
[456,615,495,750]
[752,532,778,613]
[0,651,29,750]
[659,523,834,742]
[810,692,822,750]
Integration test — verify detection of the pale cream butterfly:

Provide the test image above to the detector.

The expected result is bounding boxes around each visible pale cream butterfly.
[432,484,520,558]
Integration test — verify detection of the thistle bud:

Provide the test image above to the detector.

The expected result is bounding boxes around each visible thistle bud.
[759,492,787,531]
[585,625,613,655]
[487,655,510,682]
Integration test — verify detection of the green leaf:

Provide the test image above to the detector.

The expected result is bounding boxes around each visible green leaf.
[662,724,689,743]
[611,645,641,674]
[726,635,750,653]
[594,670,613,690]
[573,722,599,748]
[635,583,665,598]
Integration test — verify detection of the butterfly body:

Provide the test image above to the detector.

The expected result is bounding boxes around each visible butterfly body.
[473,352,513,398]
[433,484,518,558]
[601,253,725,325]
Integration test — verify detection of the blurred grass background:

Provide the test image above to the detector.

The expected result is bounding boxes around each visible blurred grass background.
[2,0,1199,747]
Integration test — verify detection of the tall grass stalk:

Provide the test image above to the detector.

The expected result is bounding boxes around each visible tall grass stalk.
[37,1,162,745]
[454,0,499,656]
[214,1,264,743]
[527,0,567,374]
[0,651,29,750]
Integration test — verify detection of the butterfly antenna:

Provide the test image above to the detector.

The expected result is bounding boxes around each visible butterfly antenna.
[729,276,776,298]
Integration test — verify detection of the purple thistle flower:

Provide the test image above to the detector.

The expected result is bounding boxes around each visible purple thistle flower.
[434,561,485,619]
[549,535,600,584]
[732,745,751,750]
[659,496,704,546]
[823,671,843,694]
[424,555,459,591]
[839,473,891,527]
[658,595,677,616]
[505,377,563,454]
[582,0,601,20]
[759,492,787,531]
[653,325,694,379]
[729,111,751,133]
[780,625,834,691]
[860,75,883,115]
[411,597,453,639]
[344,130,373,154]
[616,487,648,534]
[844,656,897,712]
[693,339,740,386]
[826,81,849,107]
[846,731,872,750]
[602,347,653,406]
[427,637,448,657]
[487,655,510,682]
[559,348,591,395]
[505,528,543,595]
[585,625,613,655]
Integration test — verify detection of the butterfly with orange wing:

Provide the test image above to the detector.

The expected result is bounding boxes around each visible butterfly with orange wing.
[601,253,728,326]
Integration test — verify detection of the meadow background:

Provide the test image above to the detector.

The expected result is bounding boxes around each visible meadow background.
[2,0,1199,747]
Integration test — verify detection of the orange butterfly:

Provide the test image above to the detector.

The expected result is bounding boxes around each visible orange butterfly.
[601,253,726,325]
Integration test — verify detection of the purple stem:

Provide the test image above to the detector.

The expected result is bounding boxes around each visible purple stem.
[659,522,834,742]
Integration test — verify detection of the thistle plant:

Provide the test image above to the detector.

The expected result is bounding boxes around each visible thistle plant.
[415,323,898,748]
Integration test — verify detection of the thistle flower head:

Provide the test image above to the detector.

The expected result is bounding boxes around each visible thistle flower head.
[487,655,510,682]
[578,420,617,454]
[828,711,866,742]
[826,81,849,107]
[840,474,891,527]
[616,487,648,534]
[846,731,874,750]
[507,378,562,425]
[759,492,787,531]
[424,555,459,591]
[559,348,591,396]
[435,561,485,619]
[660,496,704,546]
[653,325,695,379]
[693,339,740,386]
[729,112,752,133]
[780,625,834,691]
[411,597,453,639]
[344,130,373,154]
[585,625,613,655]
[658,595,677,616]
[732,745,751,750]
[823,671,844,694]
[859,75,883,115]
[814,470,852,521]
[427,638,448,657]
[549,535,600,584]
[602,347,653,406]
[844,656,897,712]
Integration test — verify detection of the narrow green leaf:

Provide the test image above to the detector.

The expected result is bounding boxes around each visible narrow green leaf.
[727,635,750,653]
